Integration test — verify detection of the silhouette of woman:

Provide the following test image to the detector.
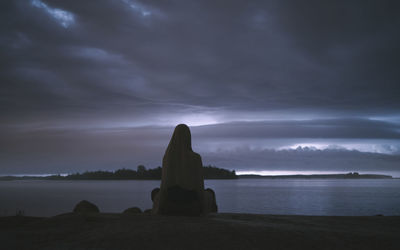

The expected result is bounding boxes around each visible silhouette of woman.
[152,124,205,215]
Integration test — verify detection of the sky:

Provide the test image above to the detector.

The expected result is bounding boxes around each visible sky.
[1,0,400,176]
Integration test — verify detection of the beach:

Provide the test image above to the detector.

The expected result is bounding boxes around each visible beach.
[1,212,399,250]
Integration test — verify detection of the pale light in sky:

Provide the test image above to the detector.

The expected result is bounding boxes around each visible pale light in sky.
[31,0,75,28]
[122,0,151,17]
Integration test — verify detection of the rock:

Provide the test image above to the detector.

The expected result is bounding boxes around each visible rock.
[151,188,160,202]
[123,207,142,214]
[204,188,218,213]
[73,200,99,213]
[144,209,152,214]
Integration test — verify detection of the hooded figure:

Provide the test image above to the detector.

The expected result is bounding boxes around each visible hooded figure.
[152,124,205,215]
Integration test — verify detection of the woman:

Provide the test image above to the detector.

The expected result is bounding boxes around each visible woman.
[152,124,205,215]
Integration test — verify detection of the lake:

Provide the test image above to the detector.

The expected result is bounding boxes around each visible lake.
[1,179,400,217]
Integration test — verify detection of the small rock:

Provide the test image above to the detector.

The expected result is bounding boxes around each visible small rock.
[204,188,218,213]
[73,200,100,213]
[151,188,160,202]
[123,207,142,214]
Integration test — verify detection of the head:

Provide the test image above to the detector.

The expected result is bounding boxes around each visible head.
[168,124,192,152]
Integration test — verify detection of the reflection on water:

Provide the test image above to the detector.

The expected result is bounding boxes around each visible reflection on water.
[0,179,399,216]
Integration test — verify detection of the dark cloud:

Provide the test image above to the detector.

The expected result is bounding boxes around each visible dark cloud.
[2,0,400,120]
[1,123,399,174]
[203,146,400,173]
[1,0,400,174]
[193,119,400,139]
[0,126,170,174]
[1,120,399,174]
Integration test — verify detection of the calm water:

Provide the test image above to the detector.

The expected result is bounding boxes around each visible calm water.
[1,179,400,217]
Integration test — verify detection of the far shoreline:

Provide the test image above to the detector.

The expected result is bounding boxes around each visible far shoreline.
[0,173,395,181]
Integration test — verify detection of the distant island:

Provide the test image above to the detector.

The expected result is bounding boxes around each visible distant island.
[0,169,394,181]
[239,172,392,179]
[0,165,238,181]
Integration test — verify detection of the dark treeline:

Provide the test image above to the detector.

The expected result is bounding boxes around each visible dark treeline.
[54,165,162,180]
[203,166,237,179]
[1,165,237,181]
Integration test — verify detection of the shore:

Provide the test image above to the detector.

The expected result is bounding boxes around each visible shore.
[1,213,399,250]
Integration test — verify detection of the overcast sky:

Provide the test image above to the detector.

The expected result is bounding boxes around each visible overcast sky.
[1,0,400,176]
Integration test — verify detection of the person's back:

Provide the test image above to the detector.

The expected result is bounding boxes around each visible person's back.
[152,124,215,216]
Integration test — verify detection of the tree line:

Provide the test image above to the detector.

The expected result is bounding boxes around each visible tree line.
[44,165,237,180]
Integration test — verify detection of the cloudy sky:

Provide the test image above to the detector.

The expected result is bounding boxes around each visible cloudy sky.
[1,0,400,176]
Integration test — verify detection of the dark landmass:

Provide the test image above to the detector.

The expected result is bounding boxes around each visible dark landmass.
[0,165,237,181]
[1,212,399,250]
[239,172,393,179]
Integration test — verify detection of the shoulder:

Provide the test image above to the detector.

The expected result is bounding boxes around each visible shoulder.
[190,151,202,163]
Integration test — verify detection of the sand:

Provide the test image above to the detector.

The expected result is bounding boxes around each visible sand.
[1,213,399,250]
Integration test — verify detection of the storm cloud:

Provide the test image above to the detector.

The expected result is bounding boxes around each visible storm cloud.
[1,1,400,175]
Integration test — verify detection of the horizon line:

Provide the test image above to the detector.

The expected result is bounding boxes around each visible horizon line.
[1,170,399,178]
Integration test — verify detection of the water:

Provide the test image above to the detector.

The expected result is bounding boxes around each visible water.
[0,179,399,217]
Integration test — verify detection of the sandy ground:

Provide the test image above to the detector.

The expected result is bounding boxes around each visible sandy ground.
[1,213,399,250]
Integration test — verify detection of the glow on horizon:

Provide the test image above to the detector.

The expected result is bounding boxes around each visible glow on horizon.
[236,170,348,176]
[235,170,400,177]
[177,114,219,127]
[0,173,68,177]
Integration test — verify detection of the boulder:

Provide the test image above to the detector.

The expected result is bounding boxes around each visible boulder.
[204,188,218,213]
[73,200,99,213]
[151,188,160,202]
[123,207,142,214]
